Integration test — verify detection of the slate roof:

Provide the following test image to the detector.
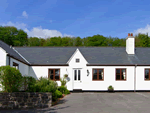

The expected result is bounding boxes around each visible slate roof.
[0,40,29,65]
[1,39,150,65]
[14,46,150,65]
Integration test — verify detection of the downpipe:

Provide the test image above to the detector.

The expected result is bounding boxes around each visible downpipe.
[134,64,137,92]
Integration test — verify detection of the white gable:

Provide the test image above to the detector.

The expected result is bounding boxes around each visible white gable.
[0,47,7,67]
[67,48,88,68]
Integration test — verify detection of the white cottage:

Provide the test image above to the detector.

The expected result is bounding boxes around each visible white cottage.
[0,33,150,92]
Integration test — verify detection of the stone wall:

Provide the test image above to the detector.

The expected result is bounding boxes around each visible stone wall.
[0,92,52,109]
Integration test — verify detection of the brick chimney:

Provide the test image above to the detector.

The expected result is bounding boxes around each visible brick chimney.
[126,33,135,54]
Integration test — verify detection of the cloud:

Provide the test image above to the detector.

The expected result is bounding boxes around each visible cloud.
[22,11,28,18]
[1,21,73,38]
[24,26,63,38]
[133,24,150,36]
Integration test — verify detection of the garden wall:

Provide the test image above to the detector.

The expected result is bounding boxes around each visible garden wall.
[0,92,52,109]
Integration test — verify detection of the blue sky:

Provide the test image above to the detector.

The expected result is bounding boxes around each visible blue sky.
[0,0,150,39]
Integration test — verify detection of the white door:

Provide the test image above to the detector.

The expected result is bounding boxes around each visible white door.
[73,69,82,89]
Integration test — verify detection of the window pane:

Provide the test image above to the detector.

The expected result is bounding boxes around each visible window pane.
[78,70,80,80]
[93,69,97,74]
[50,70,54,74]
[50,75,54,80]
[145,69,149,80]
[93,74,97,80]
[116,69,120,74]
[74,70,77,80]
[55,74,59,80]
[55,69,59,74]
[121,69,126,80]
[99,69,103,80]
[116,74,120,80]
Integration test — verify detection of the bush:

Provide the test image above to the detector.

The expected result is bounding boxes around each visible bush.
[33,77,58,93]
[21,76,37,92]
[0,66,23,92]
[58,86,70,94]
[55,90,62,98]
[60,76,68,86]
[108,85,114,90]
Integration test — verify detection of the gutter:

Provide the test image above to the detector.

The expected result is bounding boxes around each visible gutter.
[134,64,137,92]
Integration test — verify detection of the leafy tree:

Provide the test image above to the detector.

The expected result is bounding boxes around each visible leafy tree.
[75,36,82,46]
[28,37,40,46]
[61,37,71,46]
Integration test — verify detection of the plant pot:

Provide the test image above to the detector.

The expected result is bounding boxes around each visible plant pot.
[108,89,114,93]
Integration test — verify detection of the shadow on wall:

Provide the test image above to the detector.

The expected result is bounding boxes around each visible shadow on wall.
[29,67,39,80]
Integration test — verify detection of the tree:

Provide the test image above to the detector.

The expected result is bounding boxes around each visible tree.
[61,37,71,46]
[75,37,82,46]
[28,37,40,46]
[0,26,28,46]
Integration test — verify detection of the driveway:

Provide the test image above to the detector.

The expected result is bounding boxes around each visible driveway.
[1,92,150,113]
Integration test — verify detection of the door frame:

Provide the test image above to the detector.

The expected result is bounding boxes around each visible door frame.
[72,68,82,90]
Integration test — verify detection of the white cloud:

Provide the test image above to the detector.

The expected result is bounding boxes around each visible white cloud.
[1,21,73,38]
[133,24,150,36]
[24,26,63,38]
[22,11,28,18]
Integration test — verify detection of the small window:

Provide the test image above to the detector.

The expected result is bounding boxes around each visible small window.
[13,62,19,69]
[48,69,60,81]
[92,69,104,80]
[145,69,150,80]
[76,59,80,63]
[116,69,126,80]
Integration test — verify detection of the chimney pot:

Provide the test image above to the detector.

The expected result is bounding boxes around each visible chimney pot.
[128,33,130,36]
[131,33,133,36]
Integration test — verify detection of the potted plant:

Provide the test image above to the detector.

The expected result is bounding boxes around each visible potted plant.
[108,85,114,92]
[64,74,68,78]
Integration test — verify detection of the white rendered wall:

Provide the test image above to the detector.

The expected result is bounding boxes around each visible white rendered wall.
[29,66,72,90]
[136,66,150,90]
[0,47,7,67]
[84,66,135,91]
[10,58,29,76]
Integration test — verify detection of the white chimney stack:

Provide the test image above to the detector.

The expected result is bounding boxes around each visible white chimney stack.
[126,33,135,54]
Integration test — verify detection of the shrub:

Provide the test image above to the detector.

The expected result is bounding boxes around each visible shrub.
[108,85,114,90]
[60,75,68,86]
[55,90,62,98]
[58,86,70,94]
[0,66,23,92]
[21,76,37,92]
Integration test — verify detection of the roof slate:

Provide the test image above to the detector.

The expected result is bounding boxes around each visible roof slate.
[14,46,150,65]
[0,40,29,65]
[1,39,150,65]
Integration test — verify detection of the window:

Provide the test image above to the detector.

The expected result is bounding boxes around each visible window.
[48,69,60,81]
[145,69,150,80]
[13,62,19,69]
[76,59,80,63]
[92,69,104,80]
[116,69,126,80]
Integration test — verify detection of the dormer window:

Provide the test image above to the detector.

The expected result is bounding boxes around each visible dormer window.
[76,59,80,63]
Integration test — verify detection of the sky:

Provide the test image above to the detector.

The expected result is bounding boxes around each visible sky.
[0,0,150,39]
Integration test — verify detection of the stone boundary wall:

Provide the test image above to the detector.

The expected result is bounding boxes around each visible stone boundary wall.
[0,92,52,109]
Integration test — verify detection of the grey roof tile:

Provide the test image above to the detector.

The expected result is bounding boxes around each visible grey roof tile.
[0,40,29,65]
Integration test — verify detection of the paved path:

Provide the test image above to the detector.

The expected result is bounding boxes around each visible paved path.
[1,92,150,113]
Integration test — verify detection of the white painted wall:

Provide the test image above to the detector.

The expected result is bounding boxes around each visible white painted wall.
[126,37,135,54]
[136,66,150,90]
[10,58,29,76]
[29,66,72,89]
[85,66,135,91]
[0,47,7,67]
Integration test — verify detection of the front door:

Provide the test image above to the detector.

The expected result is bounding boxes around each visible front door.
[73,69,82,89]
